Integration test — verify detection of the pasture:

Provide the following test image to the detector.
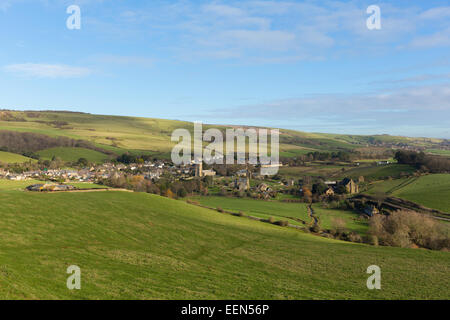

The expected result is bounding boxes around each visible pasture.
[0,183,448,299]
[37,147,110,163]
[0,151,36,164]
[192,196,368,235]
[189,195,311,227]
[366,174,450,213]
[336,164,416,180]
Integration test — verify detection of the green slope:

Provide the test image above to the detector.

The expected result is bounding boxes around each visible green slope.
[0,183,448,299]
[367,174,450,213]
[37,147,110,163]
[0,151,36,164]
[337,164,416,180]
[189,195,312,227]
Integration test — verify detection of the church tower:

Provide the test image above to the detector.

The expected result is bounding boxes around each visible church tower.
[195,162,203,177]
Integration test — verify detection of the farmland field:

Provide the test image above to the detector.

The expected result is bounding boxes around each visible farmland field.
[0,182,448,299]
[0,151,36,164]
[426,149,450,157]
[311,204,369,235]
[366,174,450,213]
[278,164,345,178]
[189,195,311,227]
[37,147,110,163]
[336,164,416,180]
[190,196,366,234]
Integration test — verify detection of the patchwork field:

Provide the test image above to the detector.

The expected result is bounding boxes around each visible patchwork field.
[0,183,448,299]
[366,174,450,213]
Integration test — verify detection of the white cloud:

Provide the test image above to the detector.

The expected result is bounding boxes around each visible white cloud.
[92,55,155,67]
[165,1,450,62]
[409,27,450,48]
[420,6,450,20]
[203,84,450,134]
[217,29,296,50]
[0,0,13,11]
[370,73,450,85]
[202,3,244,17]
[3,63,92,78]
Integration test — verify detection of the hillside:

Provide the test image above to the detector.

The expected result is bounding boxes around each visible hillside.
[0,182,448,299]
[366,174,450,213]
[0,110,447,160]
[0,151,36,164]
[36,147,111,163]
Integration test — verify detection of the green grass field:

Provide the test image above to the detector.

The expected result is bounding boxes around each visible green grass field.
[0,180,107,191]
[337,164,416,180]
[0,182,448,299]
[189,196,311,227]
[37,147,110,163]
[0,151,36,164]
[278,164,345,178]
[312,204,369,235]
[367,174,450,213]
[190,196,366,234]
[426,149,450,157]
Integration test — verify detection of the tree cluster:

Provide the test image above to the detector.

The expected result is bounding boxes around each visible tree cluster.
[395,150,450,173]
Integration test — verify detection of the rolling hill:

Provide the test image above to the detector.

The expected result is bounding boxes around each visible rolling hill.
[0,182,448,299]
[0,110,447,160]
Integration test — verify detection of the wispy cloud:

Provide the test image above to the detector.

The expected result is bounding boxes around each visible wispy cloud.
[409,27,450,48]
[3,63,92,78]
[146,1,450,62]
[195,83,450,137]
[0,0,14,11]
[369,73,450,85]
[90,54,155,67]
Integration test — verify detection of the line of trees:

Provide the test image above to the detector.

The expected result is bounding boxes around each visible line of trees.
[395,150,450,173]
[281,149,395,166]
[0,130,113,156]
[102,174,210,198]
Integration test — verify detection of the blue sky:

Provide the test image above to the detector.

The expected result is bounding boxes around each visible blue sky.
[0,0,449,138]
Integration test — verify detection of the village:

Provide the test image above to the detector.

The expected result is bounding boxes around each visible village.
[0,155,368,217]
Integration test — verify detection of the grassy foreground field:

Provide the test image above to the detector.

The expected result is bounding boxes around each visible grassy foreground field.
[0,183,449,299]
